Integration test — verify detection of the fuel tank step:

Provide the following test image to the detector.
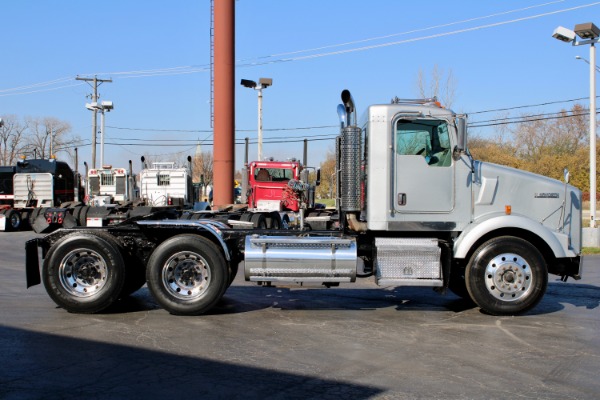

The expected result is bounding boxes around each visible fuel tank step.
[375,238,442,287]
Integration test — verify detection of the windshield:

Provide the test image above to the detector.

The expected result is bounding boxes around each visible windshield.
[254,168,294,182]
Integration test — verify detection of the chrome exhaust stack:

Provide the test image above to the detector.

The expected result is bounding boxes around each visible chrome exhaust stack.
[337,90,362,218]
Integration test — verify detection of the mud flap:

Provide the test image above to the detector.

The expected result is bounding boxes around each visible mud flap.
[25,239,41,288]
[31,214,50,234]
[62,212,78,229]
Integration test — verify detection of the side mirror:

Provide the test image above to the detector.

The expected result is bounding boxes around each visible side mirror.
[316,169,321,186]
[456,117,467,151]
[453,117,467,160]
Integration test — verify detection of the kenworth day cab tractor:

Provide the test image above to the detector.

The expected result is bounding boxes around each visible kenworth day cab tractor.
[25,90,582,316]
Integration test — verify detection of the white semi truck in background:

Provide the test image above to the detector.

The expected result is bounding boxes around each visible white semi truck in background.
[138,156,194,208]
[25,90,582,316]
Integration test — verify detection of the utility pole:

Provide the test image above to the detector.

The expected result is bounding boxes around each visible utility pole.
[76,75,112,168]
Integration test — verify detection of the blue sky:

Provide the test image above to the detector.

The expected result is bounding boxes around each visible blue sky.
[1,0,599,173]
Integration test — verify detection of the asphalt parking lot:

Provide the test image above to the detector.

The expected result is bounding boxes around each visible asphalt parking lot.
[1,231,599,399]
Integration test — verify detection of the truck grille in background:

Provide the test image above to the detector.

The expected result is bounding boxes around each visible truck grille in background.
[340,126,362,212]
[116,176,126,195]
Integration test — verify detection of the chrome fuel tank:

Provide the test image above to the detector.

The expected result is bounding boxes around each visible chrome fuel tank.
[244,235,357,284]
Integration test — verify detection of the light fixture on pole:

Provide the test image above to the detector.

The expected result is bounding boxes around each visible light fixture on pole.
[553,22,600,228]
[240,77,273,161]
[85,101,114,167]
[575,55,600,73]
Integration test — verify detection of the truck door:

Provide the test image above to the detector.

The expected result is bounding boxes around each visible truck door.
[393,118,454,213]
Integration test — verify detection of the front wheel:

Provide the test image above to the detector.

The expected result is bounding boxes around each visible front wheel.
[146,234,229,315]
[465,236,547,315]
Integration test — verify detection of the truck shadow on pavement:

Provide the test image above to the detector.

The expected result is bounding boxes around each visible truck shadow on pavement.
[0,326,383,400]
[107,279,600,316]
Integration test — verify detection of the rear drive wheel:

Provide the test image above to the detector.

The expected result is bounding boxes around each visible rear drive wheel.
[251,213,267,229]
[266,211,282,229]
[465,236,547,315]
[42,233,126,313]
[146,234,229,315]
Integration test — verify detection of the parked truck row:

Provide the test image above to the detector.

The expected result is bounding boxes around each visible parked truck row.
[25,90,582,317]
[1,144,322,232]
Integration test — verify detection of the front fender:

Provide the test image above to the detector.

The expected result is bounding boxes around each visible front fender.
[453,214,576,260]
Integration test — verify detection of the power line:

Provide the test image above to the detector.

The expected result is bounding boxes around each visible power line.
[469,96,592,115]
[234,1,567,64]
[105,124,338,133]
[470,108,588,125]
[2,2,595,94]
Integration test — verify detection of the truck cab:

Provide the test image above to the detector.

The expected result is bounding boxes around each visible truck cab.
[362,98,581,261]
[87,166,130,206]
[247,159,303,212]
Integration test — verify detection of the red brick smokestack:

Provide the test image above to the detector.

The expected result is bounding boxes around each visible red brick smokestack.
[213,0,235,208]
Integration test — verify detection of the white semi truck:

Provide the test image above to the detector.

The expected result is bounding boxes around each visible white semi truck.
[25,90,582,316]
[138,156,194,208]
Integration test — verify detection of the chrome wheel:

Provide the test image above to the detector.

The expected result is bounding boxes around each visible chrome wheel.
[162,251,211,301]
[484,253,532,302]
[58,248,108,297]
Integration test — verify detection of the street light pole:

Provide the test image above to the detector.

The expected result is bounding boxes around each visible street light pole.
[590,42,597,227]
[85,100,113,168]
[553,22,600,228]
[575,55,600,72]
[241,77,273,161]
[257,85,263,161]
[100,109,105,167]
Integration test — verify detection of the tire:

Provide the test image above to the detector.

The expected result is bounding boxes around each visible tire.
[4,209,21,231]
[146,234,229,315]
[251,213,267,229]
[240,212,252,222]
[465,236,547,315]
[72,206,83,226]
[42,233,126,313]
[79,206,90,226]
[266,211,281,229]
[91,231,147,297]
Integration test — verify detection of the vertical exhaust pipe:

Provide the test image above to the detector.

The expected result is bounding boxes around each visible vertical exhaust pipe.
[303,139,308,167]
[128,160,134,201]
[339,90,366,231]
[241,137,249,204]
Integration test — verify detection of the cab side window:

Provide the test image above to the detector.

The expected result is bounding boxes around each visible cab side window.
[395,119,451,167]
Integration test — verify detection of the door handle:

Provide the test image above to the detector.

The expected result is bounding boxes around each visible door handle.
[397,193,406,206]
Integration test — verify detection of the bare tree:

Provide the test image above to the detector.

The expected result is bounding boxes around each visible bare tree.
[469,103,594,193]
[193,151,213,186]
[512,104,588,163]
[0,115,28,165]
[415,64,457,109]
[23,117,72,160]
